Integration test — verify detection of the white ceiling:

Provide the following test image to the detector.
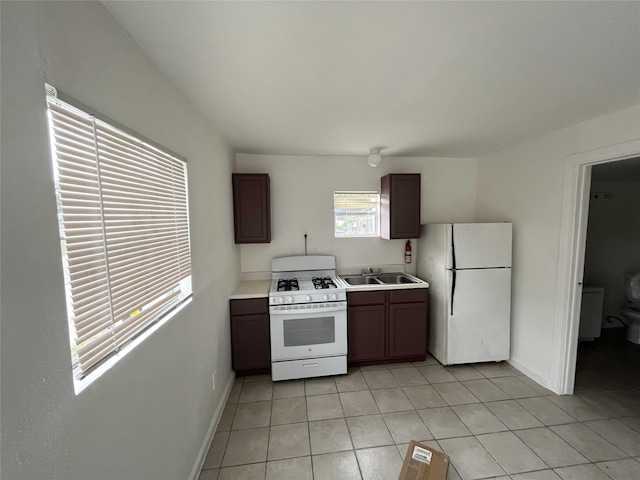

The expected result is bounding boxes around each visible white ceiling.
[103,1,640,158]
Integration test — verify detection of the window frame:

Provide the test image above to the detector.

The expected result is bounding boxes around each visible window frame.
[333,191,380,238]
[46,85,193,392]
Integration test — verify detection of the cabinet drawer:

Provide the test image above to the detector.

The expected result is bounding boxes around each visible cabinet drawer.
[230,297,269,316]
[389,288,428,304]
[347,290,386,306]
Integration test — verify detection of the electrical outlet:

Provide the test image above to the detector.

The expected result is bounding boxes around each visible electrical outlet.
[591,192,613,201]
[212,370,217,392]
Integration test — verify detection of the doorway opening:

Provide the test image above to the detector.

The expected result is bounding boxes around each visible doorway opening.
[550,139,640,395]
[574,156,640,393]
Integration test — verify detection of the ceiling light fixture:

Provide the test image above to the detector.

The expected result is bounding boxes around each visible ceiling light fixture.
[368,147,382,167]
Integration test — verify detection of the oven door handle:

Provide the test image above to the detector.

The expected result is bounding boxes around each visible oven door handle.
[269,301,347,315]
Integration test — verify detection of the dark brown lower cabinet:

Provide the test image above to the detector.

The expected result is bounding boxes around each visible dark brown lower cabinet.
[230,298,271,374]
[389,303,427,358]
[348,304,386,362]
[347,288,428,366]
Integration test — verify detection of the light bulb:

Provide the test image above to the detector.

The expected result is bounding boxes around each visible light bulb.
[368,153,382,167]
[368,148,382,167]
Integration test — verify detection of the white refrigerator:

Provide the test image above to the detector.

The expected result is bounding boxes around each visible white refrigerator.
[417,223,512,365]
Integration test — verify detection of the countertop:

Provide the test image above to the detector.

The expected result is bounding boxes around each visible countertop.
[340,273,429,293]
[229,275,429,299]
[229,279,271,299]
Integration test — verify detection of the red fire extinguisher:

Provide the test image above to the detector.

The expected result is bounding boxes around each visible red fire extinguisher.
[405,240,412,264]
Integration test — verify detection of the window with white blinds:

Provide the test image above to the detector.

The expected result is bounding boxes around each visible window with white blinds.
[46,87,192,382]
[334,191,380,237]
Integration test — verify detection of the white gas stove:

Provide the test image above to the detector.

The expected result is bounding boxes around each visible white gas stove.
[269,255,348,381]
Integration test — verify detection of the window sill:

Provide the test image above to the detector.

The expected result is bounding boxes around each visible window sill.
[73,297,192,395]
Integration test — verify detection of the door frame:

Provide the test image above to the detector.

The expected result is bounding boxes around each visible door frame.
[549,139,640,394]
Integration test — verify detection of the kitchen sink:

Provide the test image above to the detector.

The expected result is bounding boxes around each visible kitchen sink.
[342,276,382,285]
[341,272,421,286]
[376,273,419,284]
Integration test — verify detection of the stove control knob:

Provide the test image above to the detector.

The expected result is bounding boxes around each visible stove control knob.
[330,293,338,301]
[277,297,284,304]
[306,295,312,302]
[322,294,329,301]
[286,296,294,303]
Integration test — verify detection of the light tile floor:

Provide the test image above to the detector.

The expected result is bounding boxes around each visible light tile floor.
[199,329,640,479]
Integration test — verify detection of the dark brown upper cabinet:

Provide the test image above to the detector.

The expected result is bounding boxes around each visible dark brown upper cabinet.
[380,173,421,239]
[232,173,271,244]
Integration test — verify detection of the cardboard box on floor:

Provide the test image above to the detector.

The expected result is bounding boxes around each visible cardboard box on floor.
[398,440,450,480]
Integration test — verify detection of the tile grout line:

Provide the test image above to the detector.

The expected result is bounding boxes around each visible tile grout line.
[206,353,640,480]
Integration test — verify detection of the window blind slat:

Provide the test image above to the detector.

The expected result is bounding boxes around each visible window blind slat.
[67,256,108,275]
[112,291,181,348]
[98,147,176,180]
[50,130,96,155]
[99,173,179,199]
[56,152,101,171]
[109,263,183,295]
[68,265,109,286]
[110,262,182,294]
[110,277,183,308]
[104,230,181,242]
[107,246,181,271]
[74,308,112,343]
[72,284,111,309]
[74,305,112,336]
[111,278,182,319]
[101,191,183,207]
[75,317,113,346]
[107,242,186,267]
[107,245,185,264]
[77,336,117,373]
[96,126,177,171]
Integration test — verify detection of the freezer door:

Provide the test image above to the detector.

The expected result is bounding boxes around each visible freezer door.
[446,268,511,364]
[448,223,512,269]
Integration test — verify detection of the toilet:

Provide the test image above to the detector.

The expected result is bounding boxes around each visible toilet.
[621,272,640,344]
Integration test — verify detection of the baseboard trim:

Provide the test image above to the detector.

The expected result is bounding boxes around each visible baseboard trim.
[188,370,236,480]
[508,358,552,392]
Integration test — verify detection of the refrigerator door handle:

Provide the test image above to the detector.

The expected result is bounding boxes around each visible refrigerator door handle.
[451,224,456,270]
[451,269,457,315]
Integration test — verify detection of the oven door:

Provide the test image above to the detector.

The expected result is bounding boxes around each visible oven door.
[270,303,347,362]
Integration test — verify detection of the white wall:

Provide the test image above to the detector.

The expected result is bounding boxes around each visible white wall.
[237,154,478,274]
[1,2,237,479]
[476,104,640,387]
[584,180,640,322]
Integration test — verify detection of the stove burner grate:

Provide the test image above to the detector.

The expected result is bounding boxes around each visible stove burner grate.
[312,276,337,289]
[277,278,299,292]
